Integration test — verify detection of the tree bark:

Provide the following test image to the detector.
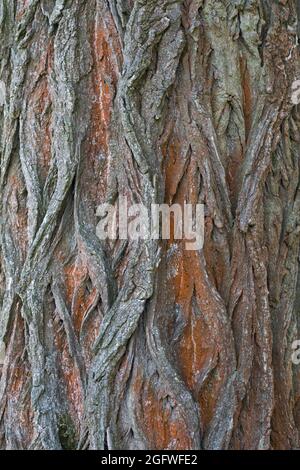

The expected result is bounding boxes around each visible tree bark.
[0,0,299,450]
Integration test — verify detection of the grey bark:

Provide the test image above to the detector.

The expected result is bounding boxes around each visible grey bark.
[0,0,299,450]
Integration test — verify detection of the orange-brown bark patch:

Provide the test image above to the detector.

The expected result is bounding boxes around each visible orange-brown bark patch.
[133,373,194,450]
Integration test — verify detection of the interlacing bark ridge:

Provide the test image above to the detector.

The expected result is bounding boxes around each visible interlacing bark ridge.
[0,0,299,450]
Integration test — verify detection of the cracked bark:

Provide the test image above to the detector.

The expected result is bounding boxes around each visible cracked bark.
[0,0,299,450]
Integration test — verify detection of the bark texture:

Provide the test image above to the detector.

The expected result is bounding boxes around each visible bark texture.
[0,0,300,450]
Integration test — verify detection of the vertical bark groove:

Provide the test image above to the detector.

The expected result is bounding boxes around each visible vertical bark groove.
[0,0,299,450]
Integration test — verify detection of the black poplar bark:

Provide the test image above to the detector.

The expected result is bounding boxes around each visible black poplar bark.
[0,0,299,450]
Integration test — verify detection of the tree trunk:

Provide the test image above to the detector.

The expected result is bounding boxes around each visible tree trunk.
[0,0,299,450]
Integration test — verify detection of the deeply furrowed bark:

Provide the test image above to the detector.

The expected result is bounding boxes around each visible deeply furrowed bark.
[0,0,299,450]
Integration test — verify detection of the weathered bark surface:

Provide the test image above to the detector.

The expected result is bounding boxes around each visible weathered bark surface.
[0,0,299,450]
